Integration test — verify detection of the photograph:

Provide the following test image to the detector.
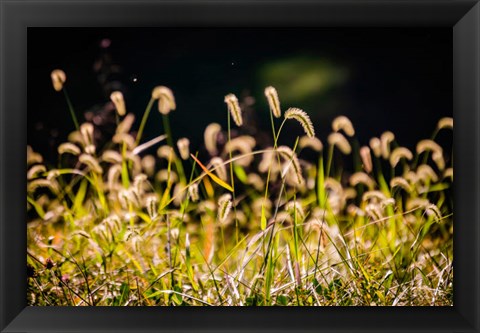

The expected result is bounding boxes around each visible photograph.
[26,27,454,306]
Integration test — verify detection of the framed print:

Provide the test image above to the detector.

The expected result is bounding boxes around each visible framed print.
[1,0,479,332]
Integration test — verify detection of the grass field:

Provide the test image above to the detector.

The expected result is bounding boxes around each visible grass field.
[26,72,453,306]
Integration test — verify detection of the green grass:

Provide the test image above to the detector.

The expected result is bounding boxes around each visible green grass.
[26,78,453,306]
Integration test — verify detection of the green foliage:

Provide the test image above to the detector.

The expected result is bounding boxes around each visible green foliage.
[26,81,453,306]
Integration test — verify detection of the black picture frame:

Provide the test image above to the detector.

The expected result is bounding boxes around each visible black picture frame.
[1,1,479,332]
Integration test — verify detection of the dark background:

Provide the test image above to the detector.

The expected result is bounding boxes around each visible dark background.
[28,28,452,164]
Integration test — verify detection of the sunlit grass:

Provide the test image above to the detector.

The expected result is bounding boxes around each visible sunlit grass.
[26,71,453,306]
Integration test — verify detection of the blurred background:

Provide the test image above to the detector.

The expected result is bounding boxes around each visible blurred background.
[28,28,452,164]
